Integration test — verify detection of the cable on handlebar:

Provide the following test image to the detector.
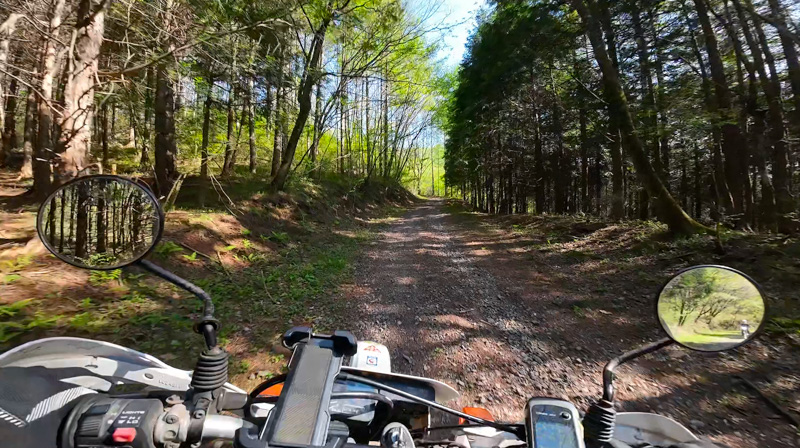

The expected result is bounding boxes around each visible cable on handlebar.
[251,392,395,411]
[337,373,524,439]
[329,392,394,411]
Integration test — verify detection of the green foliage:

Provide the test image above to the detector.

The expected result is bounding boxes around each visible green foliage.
[69,312,107,332]
[155,241,184,258]
[767,317,800,335]
[265,232,290,244]
[230,359,251,375]
[183,252,199,262]
[0,255,33,273]
[0,299,34,317]
[0,300,62,343]
[2,274,21,284]
[89,269,122,286]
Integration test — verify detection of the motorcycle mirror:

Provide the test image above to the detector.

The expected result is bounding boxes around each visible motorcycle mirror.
[36,175,164,270]
[656,265,767,352]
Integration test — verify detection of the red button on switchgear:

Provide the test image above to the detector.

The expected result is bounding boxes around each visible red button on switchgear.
[112,427,137,443]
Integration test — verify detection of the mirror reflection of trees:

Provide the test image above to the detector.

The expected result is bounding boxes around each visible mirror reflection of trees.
[40,178,161,268]
[658,268,765,350]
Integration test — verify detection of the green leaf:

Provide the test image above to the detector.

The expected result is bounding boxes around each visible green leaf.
[2,274,21,284]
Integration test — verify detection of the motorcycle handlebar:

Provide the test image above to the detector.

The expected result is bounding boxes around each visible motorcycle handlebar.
[201,415,255,440]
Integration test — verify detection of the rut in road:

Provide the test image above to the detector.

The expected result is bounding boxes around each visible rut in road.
[347,199,586,420]
[338,199,798,448]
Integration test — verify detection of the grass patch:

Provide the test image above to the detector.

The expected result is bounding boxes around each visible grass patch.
[89,269,122,286]
[0,299,62,343]
[0,173,412,376]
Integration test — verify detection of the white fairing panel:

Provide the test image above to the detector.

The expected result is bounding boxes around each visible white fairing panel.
[349,341,392,373]
[0,337,245,394]
[615,412,699,446]
[346,341,459,403]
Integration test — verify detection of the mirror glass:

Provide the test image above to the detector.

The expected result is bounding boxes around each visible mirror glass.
[37,176,163,270]
[657,266,766,352]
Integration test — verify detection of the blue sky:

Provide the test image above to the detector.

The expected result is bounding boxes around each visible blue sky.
[414,0,486,69]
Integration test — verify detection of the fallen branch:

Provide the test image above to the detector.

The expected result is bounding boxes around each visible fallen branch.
[168,240,215,262]
[663,251,697,261]
[215,250,231,278]
[163,174,185,213]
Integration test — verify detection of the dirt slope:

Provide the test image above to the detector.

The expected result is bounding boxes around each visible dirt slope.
[340,199,799,448]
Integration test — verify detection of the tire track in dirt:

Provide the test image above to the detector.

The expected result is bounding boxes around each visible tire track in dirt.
[345,199,588,419]
[339,199,799,448]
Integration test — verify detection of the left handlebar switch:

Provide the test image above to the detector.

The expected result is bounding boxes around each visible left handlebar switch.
[62,396,164,448]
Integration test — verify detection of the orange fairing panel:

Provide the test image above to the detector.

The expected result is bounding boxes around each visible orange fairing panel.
[459,407,495,425]
[259,383,284,397]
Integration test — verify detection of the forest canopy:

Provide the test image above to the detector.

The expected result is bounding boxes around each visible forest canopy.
[0,0,447,200]
[443,0,800,234]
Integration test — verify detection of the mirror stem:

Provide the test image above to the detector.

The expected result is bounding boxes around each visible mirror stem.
[602,337,673,402]
[138,259,220,349]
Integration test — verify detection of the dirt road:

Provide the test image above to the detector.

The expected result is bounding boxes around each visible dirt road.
[342,199,799,448]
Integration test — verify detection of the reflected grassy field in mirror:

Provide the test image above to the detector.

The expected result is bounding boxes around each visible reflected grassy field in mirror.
[657,266,765,352]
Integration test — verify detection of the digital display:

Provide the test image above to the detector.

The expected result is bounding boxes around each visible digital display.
[531,405,580,448]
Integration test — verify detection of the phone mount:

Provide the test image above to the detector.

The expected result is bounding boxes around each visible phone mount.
[237,327,357,448]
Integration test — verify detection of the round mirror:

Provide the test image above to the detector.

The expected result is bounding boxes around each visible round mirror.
[36,175,164,270]
[656,266,767,352]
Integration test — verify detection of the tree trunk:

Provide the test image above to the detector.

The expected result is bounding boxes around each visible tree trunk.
[579,100,588,212]
[598,0,624,220]
[687,13,727,219]
[2,74,18,166]
[58,0,108,182]
[572,0,705,234]
[534,110,544,214]
[763,0,800,132]
[140,68,154,169]
[200,76,213,181]
[154,63,177,196]
[632,3,657,220]
[20,83,37,179]
[694,0,747,218]
[101,102,109,169]
[222,86,235,177]
[0,14,22,167]
[35,0,68,199]
[693,146,702,218]
[271,57,286,178]
[248,76,257,174]
[632,2,660,178]
[748,2,794,232]
[648,6,670,181]
[310,79,323,176]
[732,0,783,230]
[751,111,777,231]
[272,15,331,190]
